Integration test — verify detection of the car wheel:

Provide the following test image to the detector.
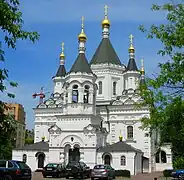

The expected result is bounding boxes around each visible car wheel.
[3,175,12,180]
[179,174,184,180]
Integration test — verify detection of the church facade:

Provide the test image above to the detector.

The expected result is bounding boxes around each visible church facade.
[12,6,172,175]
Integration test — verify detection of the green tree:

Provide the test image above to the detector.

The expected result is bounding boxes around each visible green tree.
[139,2,184,168]
[25,129,34,145]
[0,0,39,158]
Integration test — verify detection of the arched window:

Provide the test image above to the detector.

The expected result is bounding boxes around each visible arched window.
[127,126,133,139]
[84,85,90,103]
[72,85,78,103]
[155,151,160,163]
[98,81,102,95]
[155,150,167,163]
[23,154,27,163]
[113,82,117,95]
[161,151,167,163]
[121,156,126,166]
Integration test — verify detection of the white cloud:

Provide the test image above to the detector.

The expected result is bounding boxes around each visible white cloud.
[20,0,167,24]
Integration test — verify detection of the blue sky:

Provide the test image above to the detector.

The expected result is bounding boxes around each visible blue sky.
[1,0,170,129]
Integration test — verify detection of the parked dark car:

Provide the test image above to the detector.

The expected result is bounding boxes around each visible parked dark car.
[65,161,91,179]
[0,160,32,180]
[91,164,115,180]
[171,169,184,179]
[42,163,65,178]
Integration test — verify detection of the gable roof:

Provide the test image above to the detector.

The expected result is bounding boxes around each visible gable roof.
[97,141,142,153]
[15,141,49,151]
[70,53,92,74]
[126,58,138,71]
[90,38,121,65]
[56,65,66,77]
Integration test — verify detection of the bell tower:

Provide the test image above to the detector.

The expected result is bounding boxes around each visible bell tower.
[63,17,97,115]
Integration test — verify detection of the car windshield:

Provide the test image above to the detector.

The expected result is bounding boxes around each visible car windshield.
[16,162,30,169]
[46,164,58,168]
[94,165,105,169]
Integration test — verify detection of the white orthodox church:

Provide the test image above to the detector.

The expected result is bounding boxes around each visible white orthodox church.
[12,6,172,175]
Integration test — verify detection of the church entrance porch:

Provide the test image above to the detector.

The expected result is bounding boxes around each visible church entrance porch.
[64,144,81,164]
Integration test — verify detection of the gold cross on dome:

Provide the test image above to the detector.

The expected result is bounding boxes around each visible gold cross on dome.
[104,5,108,17]
[81,16,84,29]
[129,34,134,45]
[61,42,64,53]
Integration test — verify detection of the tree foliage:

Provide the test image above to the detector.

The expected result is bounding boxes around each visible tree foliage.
[25,129,34,145]
[139,2,184,168]
[0,0,39,158]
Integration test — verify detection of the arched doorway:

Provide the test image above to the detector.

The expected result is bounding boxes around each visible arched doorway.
[69,147,80,162]
[104,155,111,165]
[35,152,45,168]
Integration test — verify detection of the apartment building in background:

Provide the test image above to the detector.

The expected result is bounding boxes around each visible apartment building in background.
[6,103,26,148]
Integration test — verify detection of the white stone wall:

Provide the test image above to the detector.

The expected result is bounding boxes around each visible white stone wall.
[12,150,49,172]
[97,151,139,175]
[155,144,173,171]
[91,64,125,102]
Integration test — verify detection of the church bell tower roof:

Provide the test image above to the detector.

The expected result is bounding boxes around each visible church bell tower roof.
[90,5,121,66]
[55,42,66,77]
[90,38,121,65]
[70,17,92,74]
[126,34,138,71]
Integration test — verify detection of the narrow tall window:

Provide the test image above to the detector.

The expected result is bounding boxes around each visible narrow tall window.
[23,154,27,163]
[84,85,90,103]
[98,81,102,95]
[127,126,133,139]
[72,85,78,103]
[113,82,117,95]
[121,156,126,166]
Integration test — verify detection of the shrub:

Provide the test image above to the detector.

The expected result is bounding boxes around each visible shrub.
[115,170,131,177]
[163,169,173,177]
[173,157,184,169]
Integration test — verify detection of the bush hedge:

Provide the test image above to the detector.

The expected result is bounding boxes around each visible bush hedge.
[115,170,131,177]
[163,169,173,177]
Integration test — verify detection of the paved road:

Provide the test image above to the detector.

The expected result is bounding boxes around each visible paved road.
[44,178,91,180]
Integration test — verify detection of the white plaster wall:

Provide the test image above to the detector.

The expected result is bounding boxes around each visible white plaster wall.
[53,77,65,94]
[123,71,140,90]
[156,144,173,171]
[97,152,136,175]
[48,148,60,163]
[12,150,49,172]
[91,64,125,102]
[83,148,97,168]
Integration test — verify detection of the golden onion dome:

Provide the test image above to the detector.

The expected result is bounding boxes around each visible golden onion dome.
[78,16,87,41]
[102,5,110,27]
[78,31,87,41]
[129,44,135,53]
[102,18,110,27]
